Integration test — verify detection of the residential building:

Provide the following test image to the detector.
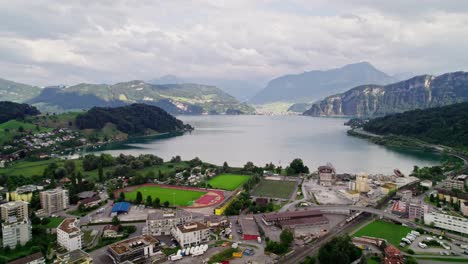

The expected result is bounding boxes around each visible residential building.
[424,212,468,235]
[8,252,45,264]
[261,210,329,229]
[435,188,468,204]
[0,201,28,222]
[396,190,412,202]
[171,222,210,248]
[420,180,433,188]
[54,249,93,264]
[57,218,83,251]
[103,225,120,238]
[239,216,260,240]
[7,185,41,202]
[40,188,69,215]
[356,175,370,193]
[2,217,32,248]
[146,210,192,236]
[443,175,467,190]
[461,201,468,217]
[408,200,429,220]
[318,165,336,187]
[107,235,159,264]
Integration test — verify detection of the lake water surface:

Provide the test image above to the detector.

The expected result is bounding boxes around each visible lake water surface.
[96,115,440,175]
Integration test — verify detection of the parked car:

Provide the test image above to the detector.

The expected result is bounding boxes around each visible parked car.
[418,242,427,249]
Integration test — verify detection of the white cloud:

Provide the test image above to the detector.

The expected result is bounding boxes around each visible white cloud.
[0,0,467,87]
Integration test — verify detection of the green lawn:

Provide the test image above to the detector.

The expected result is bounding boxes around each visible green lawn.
[353,220,412,247]
[251,179,296,199]
[124,185,206,206]
[0,120,52,145]
[0,159,65,176]
[207,174,251,190]
[44,217,64,228]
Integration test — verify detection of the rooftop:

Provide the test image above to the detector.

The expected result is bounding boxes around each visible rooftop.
[176,222,209,233]
[112,202,131,213]
[262,210,323,222]
[55,249,90,263]
[147,209,191,220]
[77,191,97,199]
[103,225,119,232]
[7,252,43,264]
[108,235,159,255]
[279,215,329,227]
[0,200,28,209]
[58,218,80,234]
[79,195,100,205]
[239,216,259,236]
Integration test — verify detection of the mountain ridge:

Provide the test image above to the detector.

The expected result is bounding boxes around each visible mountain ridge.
[304,71,468,117]
[250,62,396,105]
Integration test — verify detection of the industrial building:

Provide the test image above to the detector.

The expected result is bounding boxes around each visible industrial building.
[239,215,260,240]
[54,249,93,264]
[261,210,329,229]
[318,165,336,187]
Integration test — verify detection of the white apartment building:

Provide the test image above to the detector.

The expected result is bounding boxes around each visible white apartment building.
[146,210,192,236]
[2,217,32,248]
[171,222,209,248]
[40,188,69,215]
[57,218,83,251]
[424,212,468,235]
[443,175,467,190]
[0,201,29,222]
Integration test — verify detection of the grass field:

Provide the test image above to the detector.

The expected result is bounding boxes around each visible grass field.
[251,179,296,199]
[0,120,52,145]
[353,220,412,246]
[207,174,251,190]
[44,217,64,228]
[124,185,206,206]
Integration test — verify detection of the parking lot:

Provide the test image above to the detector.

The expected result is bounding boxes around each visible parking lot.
[408,235,468,256]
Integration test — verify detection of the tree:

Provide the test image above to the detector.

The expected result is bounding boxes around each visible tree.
[280,229,294,247]
[163,201,170,208]
[243,161,255,172]
[318,235,362,264]
[153,197,161,208]
[223,162,229,172]
[78,203,86,212]
[146,195,153,207]
[18,126,24,133]
[289,158,309,175]
[64,160,76,174]
[118,192,125,202]
[136,191,143,204]
[98,162,104,183]
[112,216,120,226]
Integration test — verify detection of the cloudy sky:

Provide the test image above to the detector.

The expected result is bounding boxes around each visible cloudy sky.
[1,0,468,86]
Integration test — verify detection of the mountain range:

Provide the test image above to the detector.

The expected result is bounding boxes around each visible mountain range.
[249,62,397,105]
[304,72,468,117]
[0,79,255,115]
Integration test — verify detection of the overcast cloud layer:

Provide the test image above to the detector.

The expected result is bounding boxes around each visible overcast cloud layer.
[1,0,468,86]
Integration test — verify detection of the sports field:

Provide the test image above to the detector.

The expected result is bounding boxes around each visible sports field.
[251,179,296,199]
[353,220,412,246]
[124,185,207,206]
[207,174,251,190]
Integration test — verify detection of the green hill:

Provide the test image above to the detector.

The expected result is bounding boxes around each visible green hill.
[363,102,468,148]
[28,81,255,115]
[0,78,41,102]
[0,101,40,123]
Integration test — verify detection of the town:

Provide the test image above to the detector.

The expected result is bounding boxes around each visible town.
[0,153,467,264]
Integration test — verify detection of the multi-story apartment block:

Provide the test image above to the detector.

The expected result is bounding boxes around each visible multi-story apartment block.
[57,218,83,251]
[146,210,192,236]
[0,201,28,222]
[2,216,32,248]
[40,188,69,215]
[424,212,468,235]
[171,222,209,248]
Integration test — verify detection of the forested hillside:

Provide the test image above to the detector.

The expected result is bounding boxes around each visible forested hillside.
[0,101,40,123]
[363,102,468,148]
[75,104,191,135]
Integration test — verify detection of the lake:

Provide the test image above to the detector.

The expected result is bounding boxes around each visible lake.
[95,115,440,175]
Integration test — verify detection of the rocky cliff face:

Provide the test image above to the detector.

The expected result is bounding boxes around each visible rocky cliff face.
[303,72,468,117]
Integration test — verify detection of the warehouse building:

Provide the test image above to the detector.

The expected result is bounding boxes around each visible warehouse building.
[107,235,160,264]
[239,215,260,240]
[261,210,329,229]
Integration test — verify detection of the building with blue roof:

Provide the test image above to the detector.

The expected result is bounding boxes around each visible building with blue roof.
[111,202,131,214]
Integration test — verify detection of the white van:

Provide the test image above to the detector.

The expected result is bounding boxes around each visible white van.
[418,242,427,249]
[402,238,411,244]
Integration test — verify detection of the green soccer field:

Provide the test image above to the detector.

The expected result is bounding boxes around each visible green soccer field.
[207,174,251,190]
[124,186,206,206]
[353,220,413,246]
[251,179,296,199]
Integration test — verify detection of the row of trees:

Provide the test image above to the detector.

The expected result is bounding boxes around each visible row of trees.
[117,191,171,208]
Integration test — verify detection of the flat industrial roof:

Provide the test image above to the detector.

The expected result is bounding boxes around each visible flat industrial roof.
[278,215,329,227]
[108,235,159,255]
[262,210,323,222]
[112,202,131,213]
[240,216,259,236]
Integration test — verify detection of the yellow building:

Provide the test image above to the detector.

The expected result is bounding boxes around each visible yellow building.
[380,183,397,194]
[6,192,33,202]
[356,175,370,193]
